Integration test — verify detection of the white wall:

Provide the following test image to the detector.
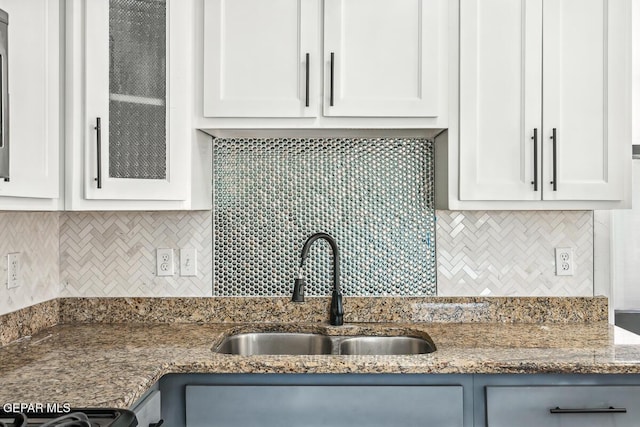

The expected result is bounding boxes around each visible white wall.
[610,1,640,312]
[634,0,640,147]
[612,162,640,310]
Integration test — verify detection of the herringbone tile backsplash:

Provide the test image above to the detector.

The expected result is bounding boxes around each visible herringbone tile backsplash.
[59,211,212,297]
[55,210,593,298]
[0,206,594,309]
[0,212,59,315]
[436,211,593,296]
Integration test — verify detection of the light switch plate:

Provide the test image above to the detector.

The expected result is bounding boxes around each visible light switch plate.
[156,248,174,277]
[180,248,197,276]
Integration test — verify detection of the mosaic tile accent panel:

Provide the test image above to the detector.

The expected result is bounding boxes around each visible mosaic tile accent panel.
[60,211,212,297]
[436,211,593,296]
[0,212,59,316]
[214,138,436,296]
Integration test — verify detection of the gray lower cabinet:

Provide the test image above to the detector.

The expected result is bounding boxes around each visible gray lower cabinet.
[158,374,472,427]
[185,385,464,427]
[130,389,162,427]
[486,385,640,427]
[156,373,640,427]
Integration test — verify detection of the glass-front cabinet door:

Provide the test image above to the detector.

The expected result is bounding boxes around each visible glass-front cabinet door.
[84,0,188,200]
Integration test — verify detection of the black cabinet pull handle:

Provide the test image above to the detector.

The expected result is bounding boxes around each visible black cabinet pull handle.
[0,55,10,182]
[550,406,627,414]
[531,128,538,191]
[330,52,335,107]
[94,117,102,189]
[305,53,310,107]
[0,53,6,183]
[550,128,557,191]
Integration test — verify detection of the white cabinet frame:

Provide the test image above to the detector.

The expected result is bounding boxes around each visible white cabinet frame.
[0,0,61,210]
[65,0,210,210]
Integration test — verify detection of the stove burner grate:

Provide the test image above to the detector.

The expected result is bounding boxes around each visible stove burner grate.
[0,412,95,427]
[0,409,138,427]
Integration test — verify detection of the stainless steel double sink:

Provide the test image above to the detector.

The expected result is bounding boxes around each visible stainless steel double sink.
[214,332,436,356]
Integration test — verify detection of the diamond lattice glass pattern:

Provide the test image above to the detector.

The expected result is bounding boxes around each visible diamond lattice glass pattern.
[213,138,436,296]
[108,0,167,180]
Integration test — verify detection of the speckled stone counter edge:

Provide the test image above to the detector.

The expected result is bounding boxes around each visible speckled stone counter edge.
[0,299,58,345]
[58,296,607,324]
[0,296,608,345]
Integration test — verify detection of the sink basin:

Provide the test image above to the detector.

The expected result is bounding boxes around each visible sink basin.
[339,336,435,355]
[215,332,333,355]
[215,331,436,356]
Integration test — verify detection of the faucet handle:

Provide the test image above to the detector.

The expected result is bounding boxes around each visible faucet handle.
[292,278,305,302]
[330,290,344,326]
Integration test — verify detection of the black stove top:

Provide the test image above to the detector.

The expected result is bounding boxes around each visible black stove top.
[0,409,137,427]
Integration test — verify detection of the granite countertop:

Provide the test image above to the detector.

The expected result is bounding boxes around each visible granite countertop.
[1,320,640,409]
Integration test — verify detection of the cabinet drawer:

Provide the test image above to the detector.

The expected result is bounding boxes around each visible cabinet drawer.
[486,386,639,427]
[186,385,463,427]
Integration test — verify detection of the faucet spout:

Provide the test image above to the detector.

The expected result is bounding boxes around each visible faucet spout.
[292,232,344,326]
[300,233,341,294]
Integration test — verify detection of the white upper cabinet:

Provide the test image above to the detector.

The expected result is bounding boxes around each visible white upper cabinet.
[82,0,187,201]
[201,0,450,127]
[542,0,627,201]
[459,0,542,201]
[323,0,442,117]
[66,0,210,210]
[0,0,61,209]
[456,0,630,208]
[203,0,320,118]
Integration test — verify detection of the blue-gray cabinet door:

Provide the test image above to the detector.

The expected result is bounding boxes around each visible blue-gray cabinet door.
[186,384,463,427]
[487,385,640,427]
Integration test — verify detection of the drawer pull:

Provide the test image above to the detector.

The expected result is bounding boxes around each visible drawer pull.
[94,117,102,189]
[330,52,335,106]
[550,128,557,191]
[550,406,627,414]
[531,128,538,191]
[305,53,310,107]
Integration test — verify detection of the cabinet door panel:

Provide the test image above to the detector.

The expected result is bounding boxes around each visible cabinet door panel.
[487,386,640,427]
[0,0,59,199]
[459,0,542,201]
[203,0,320,117]
[186,385,463,427]
[324,0,445,117]
[542,0,626,201]
[84,0,188,201]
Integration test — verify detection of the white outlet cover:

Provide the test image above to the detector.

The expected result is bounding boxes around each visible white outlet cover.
[7,252,21,289]
[156,248,174,277]
[554,247,574,276]
[180,248,197,277]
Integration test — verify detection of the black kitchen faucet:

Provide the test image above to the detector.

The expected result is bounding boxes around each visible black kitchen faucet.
[292,232,344,326]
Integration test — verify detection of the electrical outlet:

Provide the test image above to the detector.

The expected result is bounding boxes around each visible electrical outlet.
[555,247,574,276]
[7,253,20,289]
[156,248,174,277]
[180,248,197,277]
